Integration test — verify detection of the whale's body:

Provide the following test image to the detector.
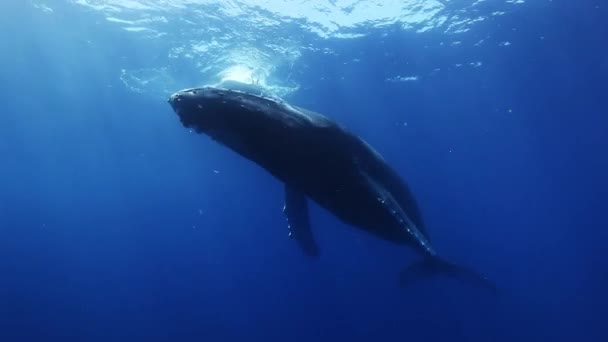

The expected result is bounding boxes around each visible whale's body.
[168,83,494,291]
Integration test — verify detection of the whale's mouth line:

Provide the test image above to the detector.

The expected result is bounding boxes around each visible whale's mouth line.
[176,112,196,129]
[169,105,189,127]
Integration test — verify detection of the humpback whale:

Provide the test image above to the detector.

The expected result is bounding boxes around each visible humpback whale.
[168,82,495,291]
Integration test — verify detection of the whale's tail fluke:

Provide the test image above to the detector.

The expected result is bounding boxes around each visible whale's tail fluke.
[400,257,497,293]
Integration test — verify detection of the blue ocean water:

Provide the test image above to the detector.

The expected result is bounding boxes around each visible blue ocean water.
[1,0,606,341]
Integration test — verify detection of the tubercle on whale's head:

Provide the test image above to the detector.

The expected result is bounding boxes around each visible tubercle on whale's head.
[168,86,231,132]
[168,85,283,130]
[167,85,284,153]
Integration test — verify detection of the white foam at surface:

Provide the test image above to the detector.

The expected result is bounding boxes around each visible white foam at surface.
[29,0,527,95]
[68,0,525,37]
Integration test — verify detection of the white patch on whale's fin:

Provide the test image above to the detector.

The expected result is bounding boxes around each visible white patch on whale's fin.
[363,171,436,257]
[349,134,430,240]
[283,185,320,257]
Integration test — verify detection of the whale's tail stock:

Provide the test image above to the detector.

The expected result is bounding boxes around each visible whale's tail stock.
[400,257,497,294]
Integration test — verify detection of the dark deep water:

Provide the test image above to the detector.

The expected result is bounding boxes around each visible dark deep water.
[1,1,607,341]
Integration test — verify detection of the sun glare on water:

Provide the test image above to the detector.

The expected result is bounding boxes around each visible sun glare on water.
[215,63,298,97]
[219,65,265,86]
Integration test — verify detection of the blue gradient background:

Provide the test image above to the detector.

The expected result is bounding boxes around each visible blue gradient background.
[1,1,606,341]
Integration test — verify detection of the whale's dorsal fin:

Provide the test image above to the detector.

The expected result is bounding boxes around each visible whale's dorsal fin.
[283,185,320,257]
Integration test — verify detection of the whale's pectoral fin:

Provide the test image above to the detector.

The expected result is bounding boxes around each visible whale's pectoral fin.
[362,171,435,256]
[362,172,497,292]
[283,185,320,257]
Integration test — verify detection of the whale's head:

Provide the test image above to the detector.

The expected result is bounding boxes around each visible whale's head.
[170,85,273,131]
[168,85,299,157]
[169,87,239,131]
